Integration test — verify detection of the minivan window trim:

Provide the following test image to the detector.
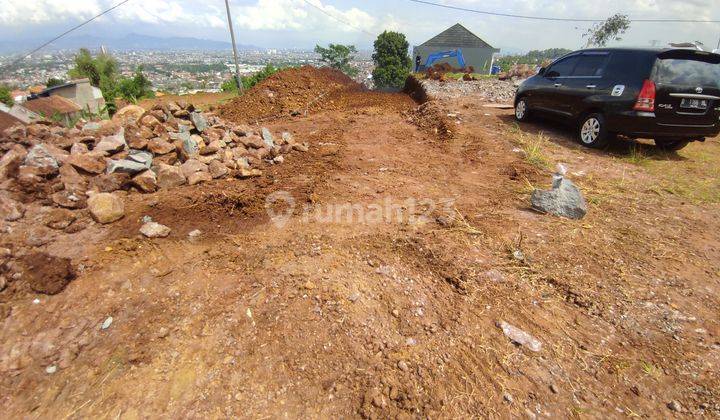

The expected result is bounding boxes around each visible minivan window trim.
[545,51,610,79]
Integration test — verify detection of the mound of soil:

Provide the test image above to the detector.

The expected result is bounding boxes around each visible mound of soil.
[219,66,363,123]
[21,253,76,295]
[407,101,454,140]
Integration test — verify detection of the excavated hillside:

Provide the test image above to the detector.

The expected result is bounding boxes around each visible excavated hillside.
[218,66,415,124]
[1,68,719,418]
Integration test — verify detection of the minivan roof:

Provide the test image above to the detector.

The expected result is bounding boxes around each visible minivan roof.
[579,47,720,57]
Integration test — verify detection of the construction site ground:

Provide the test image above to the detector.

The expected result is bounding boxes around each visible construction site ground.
[2,75,719,418]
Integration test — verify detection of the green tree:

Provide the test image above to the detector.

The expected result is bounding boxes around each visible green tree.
[372,31,412,89]
[221,78,239,92]
[68,48,120,110]
[116,66,154,102]
[496,48,573,72]
[314,44,358,76]
[0,85,13,106]
[46,77,66,88]
[584,14,631,47]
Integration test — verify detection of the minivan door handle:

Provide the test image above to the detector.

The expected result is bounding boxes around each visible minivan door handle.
[553,83,562,87]
[586,85,597,89]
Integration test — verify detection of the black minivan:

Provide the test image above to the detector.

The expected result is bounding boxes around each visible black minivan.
[514,48,720,150]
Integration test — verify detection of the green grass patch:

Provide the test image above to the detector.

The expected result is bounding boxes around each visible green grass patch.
[622,144,651,166]
[630,141,720,204]
[507,124,553,170]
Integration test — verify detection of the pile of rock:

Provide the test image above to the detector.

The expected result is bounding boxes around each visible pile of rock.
[418,78,517,103]
[497,63,541,81]
[0,101,309,225]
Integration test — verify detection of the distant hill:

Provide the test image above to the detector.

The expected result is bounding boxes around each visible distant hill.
[0,33,262,54]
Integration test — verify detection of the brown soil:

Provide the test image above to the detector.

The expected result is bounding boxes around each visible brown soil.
[1,70,719,418]
[137,92,236,111]
[20,253,76,295]
[218,66,415,124]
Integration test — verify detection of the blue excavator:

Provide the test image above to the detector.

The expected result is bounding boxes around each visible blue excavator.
[417,49,466,71]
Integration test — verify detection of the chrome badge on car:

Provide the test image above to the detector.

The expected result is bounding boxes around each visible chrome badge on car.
[658,103,674,109]
[611,85,625,96]
[696,87,703,94]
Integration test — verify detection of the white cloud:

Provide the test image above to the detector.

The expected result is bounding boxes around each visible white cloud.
[114,0,226,29]
[0,0,225,28]
[0,0,101,24]
[233,0,395,35]
[0,0,717,50]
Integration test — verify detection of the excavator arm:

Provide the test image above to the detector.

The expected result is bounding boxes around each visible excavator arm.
[424,49,466,69]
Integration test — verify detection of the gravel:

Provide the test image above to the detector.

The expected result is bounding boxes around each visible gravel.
[419,78,517,103]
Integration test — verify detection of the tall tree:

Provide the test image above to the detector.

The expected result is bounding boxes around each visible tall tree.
[116,66,154,102]
[314,44,358,76]
[584,14,631,47]
[372,31,412,89]
[0,85,13,106]
[67,49,153,111]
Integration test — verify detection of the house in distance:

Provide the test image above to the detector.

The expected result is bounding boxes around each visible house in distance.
[412,23,500,73]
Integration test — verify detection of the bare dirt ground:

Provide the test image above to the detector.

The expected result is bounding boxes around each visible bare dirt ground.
[1,77,719,418]
[138,92,236,111]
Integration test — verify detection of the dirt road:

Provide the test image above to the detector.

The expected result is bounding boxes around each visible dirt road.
[1,82,719,418]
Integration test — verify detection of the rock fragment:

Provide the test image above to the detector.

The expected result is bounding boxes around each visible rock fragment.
[497,321,542,352]
[140,221,171,238]
[531,172,587,220]
[132,170,157,193]
[155,163,186,189]
[94,128,127,155]
[0,192,25,221]
[87,193,125,224]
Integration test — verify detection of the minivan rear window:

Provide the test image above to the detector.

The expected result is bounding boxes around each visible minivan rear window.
[654,58,720,88]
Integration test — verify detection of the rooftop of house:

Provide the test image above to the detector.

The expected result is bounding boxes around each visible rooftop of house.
[0,109,24,132]
[420,23,496,49]
[41,78,92,96]
[23,96,82,117]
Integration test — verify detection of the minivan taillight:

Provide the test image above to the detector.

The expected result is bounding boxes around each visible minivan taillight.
[634,79,656,112]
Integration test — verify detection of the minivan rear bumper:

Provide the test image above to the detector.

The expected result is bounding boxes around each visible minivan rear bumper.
[608,111,720,139]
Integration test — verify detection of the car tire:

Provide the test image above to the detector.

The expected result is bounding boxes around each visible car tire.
[514,98,531,122]
[655,139,690,151]
[578,113,609,148]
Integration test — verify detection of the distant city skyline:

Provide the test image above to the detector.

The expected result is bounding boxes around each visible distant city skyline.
[1,0,719,54]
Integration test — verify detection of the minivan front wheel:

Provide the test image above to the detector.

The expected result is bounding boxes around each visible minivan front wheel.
[515,98,530,122]
[578,113,609,148]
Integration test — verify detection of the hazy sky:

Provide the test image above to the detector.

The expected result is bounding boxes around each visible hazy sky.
[1,0,719,53]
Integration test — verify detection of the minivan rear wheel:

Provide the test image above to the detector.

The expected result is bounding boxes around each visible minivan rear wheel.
[655,139,690,151]
[515,98,531,122]
[578,113,609,148]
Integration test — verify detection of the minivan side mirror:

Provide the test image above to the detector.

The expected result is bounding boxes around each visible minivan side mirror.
[538,67,546,76]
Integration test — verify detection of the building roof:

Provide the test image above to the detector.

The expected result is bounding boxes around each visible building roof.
[23,96,82,117]
[8,104,42,124]
[41,78,91,96]
[420,23,495,49]
[0,109,24,132]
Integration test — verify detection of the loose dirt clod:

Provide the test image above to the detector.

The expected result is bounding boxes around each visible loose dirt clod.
[21,252,76,295]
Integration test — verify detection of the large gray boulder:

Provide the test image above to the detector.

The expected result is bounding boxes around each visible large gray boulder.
[25,144,59,175]
[94,127,127,155]
[190,112,207,133]
[531,175,587,220]
[107,151,153,175]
